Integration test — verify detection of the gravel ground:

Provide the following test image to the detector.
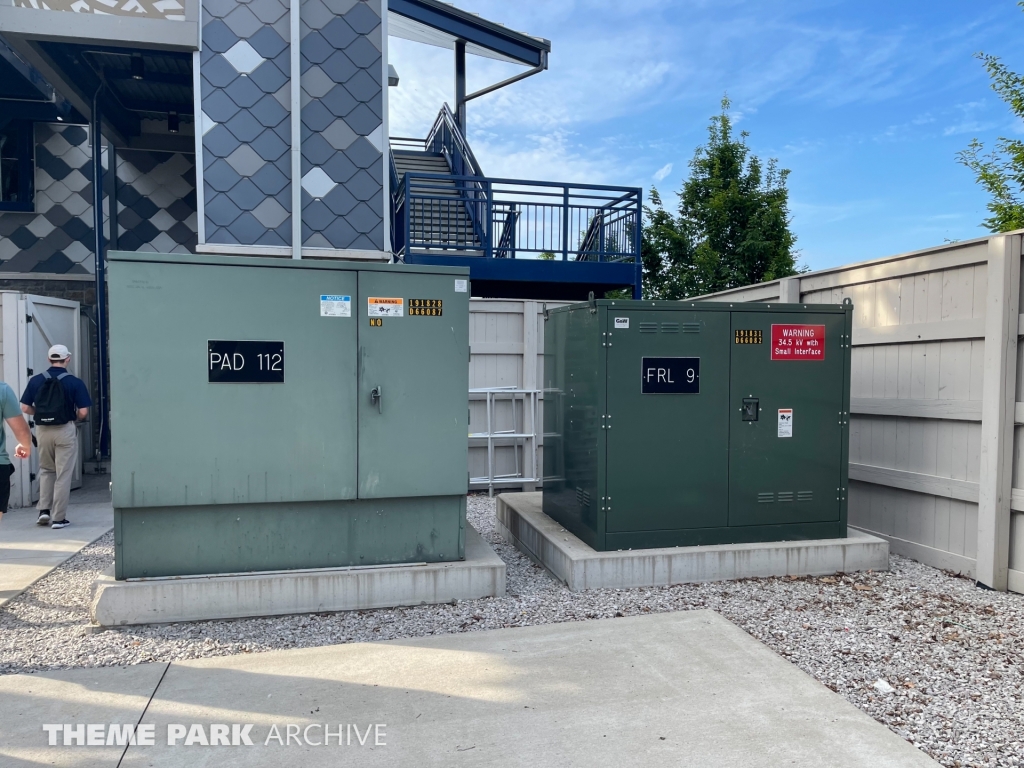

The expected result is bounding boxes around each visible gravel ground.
[2,494,1023,767]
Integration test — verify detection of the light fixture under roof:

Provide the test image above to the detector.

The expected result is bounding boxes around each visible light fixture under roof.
[167,111,179,133]
[131,52,144,81]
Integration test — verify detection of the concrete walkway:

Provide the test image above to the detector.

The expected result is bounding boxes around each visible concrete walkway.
[0,474,112,607]
[0,611,939,767]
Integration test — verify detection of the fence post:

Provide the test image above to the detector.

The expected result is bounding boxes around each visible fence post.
[404,173,411,257]
[522,300,538,491]
[977,234,1021,590]
[485,180,493,259]
[779,277,801,303]
[561,187,570,261]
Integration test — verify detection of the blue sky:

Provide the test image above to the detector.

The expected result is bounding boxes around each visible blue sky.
[387,1,1024,272]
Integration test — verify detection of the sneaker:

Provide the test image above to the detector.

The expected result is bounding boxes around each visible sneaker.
[51,519,70,530]
[36,510,50,525]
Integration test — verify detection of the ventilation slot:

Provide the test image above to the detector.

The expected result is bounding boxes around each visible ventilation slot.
[777,491,794,502]
[639,322,658,333]
[682,322,701,333]
[757,492,774,503]
[576,487,591,508]
[661,322,679,333]
[797,491,813,502]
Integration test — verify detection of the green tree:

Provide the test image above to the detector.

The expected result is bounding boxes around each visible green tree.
[642,97,800,299]
[958,6,1024,232]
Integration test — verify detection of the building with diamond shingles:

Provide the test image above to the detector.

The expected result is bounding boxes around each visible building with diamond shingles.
[0,0,643,449]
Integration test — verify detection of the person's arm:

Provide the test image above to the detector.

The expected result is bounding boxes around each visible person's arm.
[76,407,89,422]
[5,415,30,458]
[20,404,34,415]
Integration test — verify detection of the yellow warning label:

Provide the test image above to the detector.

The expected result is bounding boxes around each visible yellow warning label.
[367,297,404,317]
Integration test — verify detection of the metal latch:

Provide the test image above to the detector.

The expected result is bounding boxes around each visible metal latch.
[370,386,383,414]
[742,397,759,421]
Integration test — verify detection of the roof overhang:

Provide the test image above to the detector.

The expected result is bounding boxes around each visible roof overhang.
[387,0,550,67]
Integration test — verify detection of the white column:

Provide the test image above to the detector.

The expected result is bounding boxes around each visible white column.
[290,0,302,260]
[976,234,1021,589]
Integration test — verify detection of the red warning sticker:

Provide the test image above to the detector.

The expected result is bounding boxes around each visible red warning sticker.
[771,324,825,361]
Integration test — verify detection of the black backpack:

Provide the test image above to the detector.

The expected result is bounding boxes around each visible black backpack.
[35,371,74,426]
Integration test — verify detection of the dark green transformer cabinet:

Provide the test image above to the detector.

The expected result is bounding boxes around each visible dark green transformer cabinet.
[543,300,853,550]
[109,251,470,579]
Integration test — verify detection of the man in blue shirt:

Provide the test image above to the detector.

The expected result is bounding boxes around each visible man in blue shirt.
[20,344,91,529]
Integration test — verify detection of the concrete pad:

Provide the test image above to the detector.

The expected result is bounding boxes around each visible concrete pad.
[90,526,506,626]
[498,492,889,591]
[0,475,112,607]
[0,663,166,768]
[90,611,939,766]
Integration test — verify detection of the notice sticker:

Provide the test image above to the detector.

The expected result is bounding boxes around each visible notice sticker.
[367,297,404,317]
[454,279,468,293]
[614,317,629,329]
[771,324,825,361]
[320,295,351,317]
[778,408,793,438]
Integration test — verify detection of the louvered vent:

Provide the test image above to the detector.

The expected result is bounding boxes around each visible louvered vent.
[757,492,774,503]
[797,491,813,502]
[777,491,794,502]
[576,487,591,508]
[682,322,701,333]
[639,322,658,333]
[661,322,679,333]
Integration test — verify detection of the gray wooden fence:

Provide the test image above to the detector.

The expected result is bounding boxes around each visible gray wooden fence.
[692,232,1024,593]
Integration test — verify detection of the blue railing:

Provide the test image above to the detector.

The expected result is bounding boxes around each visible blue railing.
[395,173,641,263]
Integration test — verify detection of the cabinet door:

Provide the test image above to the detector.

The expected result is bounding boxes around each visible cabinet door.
[605,309,730,532]
[357,271,468,499]
[110,260,359,508]
[728,312,846,526]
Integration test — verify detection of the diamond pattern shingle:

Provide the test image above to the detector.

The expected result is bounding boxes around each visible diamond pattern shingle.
[227,178,266,211]
[301,133,335,166]
[343,2,379,34]
[226,211,267,242]
[321,84,357,118]
[202,54,240,89]
[321,50,357,83]
[249,60,289,93]
[343,36,379,69]
[301,167,336,199]
[321,16,357,49]
[301,100,335,132]
[252,197,289,229]
[249,25,288,59]
[224,111,266,143]
[223,4,263,39]
[225,74,265,109]
[250,94,288,128]
[344,103,380,135]
[202,19,238,53]
[250,128,289,162]
[226,144,266,177]
[223,40,265,75]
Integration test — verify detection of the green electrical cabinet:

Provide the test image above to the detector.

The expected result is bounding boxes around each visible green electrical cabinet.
[108,251,470,579]
[543,299,852,550]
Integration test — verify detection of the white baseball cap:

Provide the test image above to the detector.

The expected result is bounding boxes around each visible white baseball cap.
[47,344,70,361]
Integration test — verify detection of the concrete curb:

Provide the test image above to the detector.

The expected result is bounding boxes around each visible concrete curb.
[90,526,505,626]
[497,492,889,591]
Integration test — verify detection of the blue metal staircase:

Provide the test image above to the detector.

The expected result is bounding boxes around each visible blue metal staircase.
[391,106,642,300]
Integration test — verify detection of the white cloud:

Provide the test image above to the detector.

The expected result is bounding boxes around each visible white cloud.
[653,162,673,182]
